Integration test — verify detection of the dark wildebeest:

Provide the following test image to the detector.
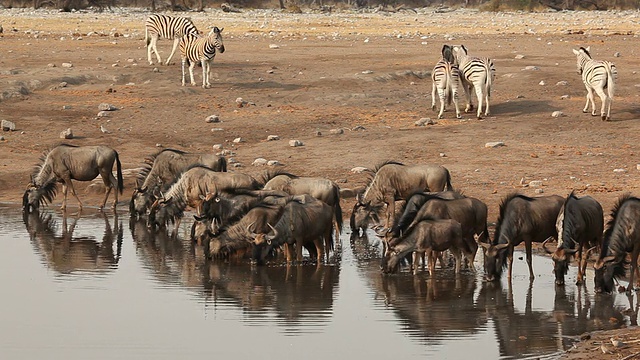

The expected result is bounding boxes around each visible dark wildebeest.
[147,165,261,231]
[594,194,640,293]
[22,144,123,212]
[384,192,487,272]
[262,171,343,237]
[480,193,564,282]
[249,195,335,265]
[130,148,226,218]
[381,217,464,275]
[542,191,603,286]
[350,161,453,234]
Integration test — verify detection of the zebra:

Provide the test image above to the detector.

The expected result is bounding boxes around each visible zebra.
[431,44,463,119]
[145,14,199,66]
[179,27,225,89]
[451,45,496,120]
[572,46,617,121]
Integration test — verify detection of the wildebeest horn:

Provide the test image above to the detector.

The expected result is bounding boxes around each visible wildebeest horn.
[495,237,510,251]
[193,214,206,222]
[584,246,597,259]
[265,223,278,242]
[199,194,206,200]
[473,231,485,243]
[542,237,555,254]
[374,226,388,238]
[246,221,259,238]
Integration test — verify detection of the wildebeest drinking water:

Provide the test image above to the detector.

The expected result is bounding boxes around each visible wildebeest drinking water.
[22,144,123,212]
[542,191,603,286]
[481,193,563,282]
[350,161,453,233]
[594,194,640,293]
[130,148,227,218]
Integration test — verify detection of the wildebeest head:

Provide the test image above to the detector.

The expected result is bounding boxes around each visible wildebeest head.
[594,255,622,294]
[542,237,578,286]
[191,214,219,245]
[130,186,154,217]
[22,180,56,214]
[381,245,403,274]
[147,198,171,229]
[350,198,381,236]
[478,233,509,282]
[248,223,278,265]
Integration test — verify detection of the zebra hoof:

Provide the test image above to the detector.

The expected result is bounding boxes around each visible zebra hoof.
[591,112,598,116]
[438,114,444,119]
[602,115,610,121]
[190,82,197,86]
[456,114,462,119]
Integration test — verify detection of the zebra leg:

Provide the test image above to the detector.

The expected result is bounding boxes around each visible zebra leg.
[437,86,446,119]
[201,59,210,89]
[583,86,595,114]
[150,36,162,65]
[474,84,484,119]
[189,62,197,86]
[452,87,462,119]
[463,82,473,113]
[164,38,180,65]
[594,86,610,121]
[181,59,187,86]
[431,81,437,111]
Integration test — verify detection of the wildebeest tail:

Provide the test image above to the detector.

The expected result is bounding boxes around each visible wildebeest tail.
[219,156,228,172]
[445,169,453,191]
[349,203,358,232]
[115,151,124,195]
[333,185,343,234]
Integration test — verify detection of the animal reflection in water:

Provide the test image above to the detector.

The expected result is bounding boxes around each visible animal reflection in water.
[372,268,635,357]
[24,210,122,274]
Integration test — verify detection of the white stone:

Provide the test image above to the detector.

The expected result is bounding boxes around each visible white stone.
[97,111,109,117]
[61,62,73,68]
[439,153,446,157]
[415,118,435,126]
[636,164,640,171]
[361,70,373,74]
[560,95,570,100]
[350,166,369,173]
[535,189,544,194]
[614,168,626,173]
[269,44,280,49]
[213,144,223,150]
[556,80,569,86]
[233,137,244,143]
[539,80,546,86]
[614,52,621,57]
[485,141,505,148]
[552,111,564,118]
[206,115,220,123]
[267,160,281,166]
[523,66,539,71]
[529,180,543,187]
[329,128,344,135]
[289,140,303,147]
[62,105,72,110]
[267,135,280,141]
[1,119,16,131]
[98,103,117,111]
[515,54,525,59]
[252,158,268,166]
[60,128,73,139]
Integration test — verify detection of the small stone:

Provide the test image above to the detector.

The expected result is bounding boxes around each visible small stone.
[62,105,72,110]
[269,44,280,49]
[211,128,224,132]
[60,128,73,139]
[289,140,303,147]
[97,111,109,118]
[58,82,68,88]
[267,160,281,166]
[352,125,366,131]
[252,158,268,166]
[485,141,505,148]
[232,137,244,143]
[439,153,446,157]
[227,158,238,164]
[637,164,640,171]
[236,97,248,107]
[560,95,570,100]
[529,180,543,187]
[267,135,280,141]
[556,80,568,86]
[47,63,56,67]
[98,103,117,111]
[539,80,546,86]
[361,70,373,74]
[515,54,525,59]
[329,128,344,135]
[156,143,163,147]
[316,131,322,136]
[613,168,626,173]
[614,52,621,57]
[232,163,242,168]
[415,118,435,126]
[0,136,4,141]
[152,67,159,73]
[1,119,16,131]
[523,66,539,71]
[350,166,368,174]
[535,189,544,194]
[552,111,564,118]
[61,62,73,68]
[220,149,235,156]
[206,115,220,123]
[213,144,223,150]
[516,95,525,99]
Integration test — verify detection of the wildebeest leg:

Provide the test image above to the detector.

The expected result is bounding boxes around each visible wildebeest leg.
[171,218,181,238]
[285,243,294,264]
[296,238,303,264]
[384,196,395,229]
[507,250,514,281]
[629,250,639,292]
[64,178,83,211]
[412,252,420,275]
[525,240,534,280]
[576,245,585,285]
[100,168,118,210]
[314,238,324,264]
[428,250,436,275]
[451,248,462,274]
[61,183,68,211]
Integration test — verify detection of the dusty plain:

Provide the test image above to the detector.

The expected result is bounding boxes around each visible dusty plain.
[1,6,640,359]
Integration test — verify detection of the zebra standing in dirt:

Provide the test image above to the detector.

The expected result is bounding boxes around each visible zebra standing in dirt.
[451,45,496,119]
[432,44,463,119]
[573,46,617,121]
[145,14,199,66]
[179,27,225,88]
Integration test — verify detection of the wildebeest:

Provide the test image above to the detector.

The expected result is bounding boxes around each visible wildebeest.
[542,191,603,286]
[249,195,335,265]
[262,171,343,237]
[147,165,260,230]
[22,144,123,212]
[384,192,486,272]
[350,161,453,233]
[130,148,227,218]
[480,193,564,282]
[594,194,640,293]
[382,218,464,275]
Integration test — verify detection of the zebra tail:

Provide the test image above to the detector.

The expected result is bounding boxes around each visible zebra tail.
[145,27,150,46]
[606,63,616,99]
[485,60,493,97]
[445,67,453,106]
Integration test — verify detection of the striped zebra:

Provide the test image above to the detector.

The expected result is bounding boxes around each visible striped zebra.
[145,14,199,66]
[179,27,225,88]
[431,44,463,119]
[452,45,496,120]
[573,47,617,121]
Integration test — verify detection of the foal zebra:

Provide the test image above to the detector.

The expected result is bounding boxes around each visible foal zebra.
[573,46,617,121]
[179,27,225,88]
[431,44,463,119]
[145,14,199,66]
[452,45,496,119]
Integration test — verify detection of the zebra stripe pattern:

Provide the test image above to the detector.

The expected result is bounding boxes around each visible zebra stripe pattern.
[452,45,496,119]
[145,14,199,66]
[432,45,463,119]
[179,27,225,89]
[573,46,617,121]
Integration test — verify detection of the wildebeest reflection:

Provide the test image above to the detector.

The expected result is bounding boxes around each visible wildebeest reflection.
[24,210,122,274]
[201,262,339,328]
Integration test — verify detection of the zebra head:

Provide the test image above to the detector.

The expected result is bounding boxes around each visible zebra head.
[450,44,468,65]
[572,46,591,75]
[209,27,225,54]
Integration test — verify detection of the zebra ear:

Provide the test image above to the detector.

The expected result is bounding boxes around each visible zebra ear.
[585,46,590,52]
[572,48,580,55]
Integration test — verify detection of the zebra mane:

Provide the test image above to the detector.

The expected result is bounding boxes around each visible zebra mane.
[579,47,592,58]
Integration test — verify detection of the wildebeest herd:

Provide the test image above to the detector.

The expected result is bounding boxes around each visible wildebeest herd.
[20,142,640,296]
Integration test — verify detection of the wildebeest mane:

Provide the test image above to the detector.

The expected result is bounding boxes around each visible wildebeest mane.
[494,193,533,245]
[135,148,186,187]
[391,191,464,237]
[602,193,639,259]
[362,160,405,184]
[259,169,299,185]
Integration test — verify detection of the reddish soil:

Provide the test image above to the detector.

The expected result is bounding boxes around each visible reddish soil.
[1,8,640,358]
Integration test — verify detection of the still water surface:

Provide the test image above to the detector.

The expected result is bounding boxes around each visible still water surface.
[1,206,638,359]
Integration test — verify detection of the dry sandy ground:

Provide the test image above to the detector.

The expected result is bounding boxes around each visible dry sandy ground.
[1,7,640,358]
